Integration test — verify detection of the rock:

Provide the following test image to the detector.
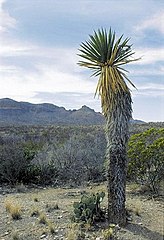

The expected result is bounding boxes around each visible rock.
[53,237,59,240]
[4,232,9,236]
[40,234,47,239]
[59,236,64,239]
[138,222,143,225]
[127,216,132,221]
[61,210,67,213]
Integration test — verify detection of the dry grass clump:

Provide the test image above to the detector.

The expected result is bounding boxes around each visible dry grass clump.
[66,223,86,240]
[12,231,20,240]
[30,208,40,217]
[66,223,80,240]
[33,196,39,202]
[46,202,59,212]
[5,199,22,220]
[126,199,142,216]
[39,212,48,224]
[5,199,12,212]
[101,224,117,240]
[47,221,56,234]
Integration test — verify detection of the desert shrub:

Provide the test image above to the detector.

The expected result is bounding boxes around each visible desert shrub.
[29,143,59,184]
[52,133,106,184]
[26,162,58,185]
[72,192,105,224]
[0,141,28,184]
[128,128,164,194]
[0,137,45,184]
[0,126,106,185]
[31,131,106,185]
[0,139,41,184]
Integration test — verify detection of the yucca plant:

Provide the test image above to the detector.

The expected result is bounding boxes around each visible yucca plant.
[78,28,139,225]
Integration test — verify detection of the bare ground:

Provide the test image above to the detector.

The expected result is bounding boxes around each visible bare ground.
[0,183,163,240]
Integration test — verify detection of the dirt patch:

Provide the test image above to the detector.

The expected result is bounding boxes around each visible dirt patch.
[0,183,163,239]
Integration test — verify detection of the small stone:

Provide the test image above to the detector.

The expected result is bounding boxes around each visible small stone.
[61,210,67,213]
[40,234,47,239]
[115,224,121,230]
[127,216,132,221]
[59,236,63,240]
[138,222,143,225]
[4,232,9,236]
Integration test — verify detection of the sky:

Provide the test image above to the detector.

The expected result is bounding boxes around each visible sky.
[0,0,164,122]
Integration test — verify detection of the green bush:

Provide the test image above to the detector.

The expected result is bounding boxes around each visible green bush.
[72,192,105,224]
[0,141,28,185]
[128,128,164,194]
[0,140,41,184]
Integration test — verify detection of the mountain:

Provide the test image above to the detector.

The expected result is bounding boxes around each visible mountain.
[0,98,104,125]
[0,98,145,126]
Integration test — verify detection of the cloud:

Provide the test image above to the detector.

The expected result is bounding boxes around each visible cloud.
[132,83,164,97]
[128,62,164,77]
[0,2,94,103]
[0,1,94,105]
[33,91,101,111]
[135,10,164,34]
[0,0,163,122]
[131,47,164,65]
[0,0,16,33]
[0,59,97,103]
[132,94,163,122]
[0,60,100,110]
[0,40,36,57]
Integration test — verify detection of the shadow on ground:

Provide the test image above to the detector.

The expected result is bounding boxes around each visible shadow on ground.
[126,223,163,240]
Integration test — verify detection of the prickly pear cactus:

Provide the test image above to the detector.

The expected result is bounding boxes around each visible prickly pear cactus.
[72,192,105,224]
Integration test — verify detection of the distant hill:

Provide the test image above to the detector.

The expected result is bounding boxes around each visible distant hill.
[0,98,145,126]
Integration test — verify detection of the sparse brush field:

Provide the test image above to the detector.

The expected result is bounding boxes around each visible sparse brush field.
[0,183,163,240]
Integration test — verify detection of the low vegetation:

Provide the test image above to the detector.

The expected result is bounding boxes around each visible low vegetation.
[0,183,163,239]
[72,191,105,224]
[5,198,22,220]
[0,123,163,239]
[128,128,164,194]
[0,124,163,194]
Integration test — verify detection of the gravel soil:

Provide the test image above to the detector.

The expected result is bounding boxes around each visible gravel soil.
[0,183,163,240]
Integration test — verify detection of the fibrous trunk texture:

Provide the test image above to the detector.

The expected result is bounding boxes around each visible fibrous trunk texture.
[105,91,132,226]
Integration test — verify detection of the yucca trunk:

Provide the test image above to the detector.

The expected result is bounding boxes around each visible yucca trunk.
[105,91,132,225]
[78,28,138,226]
